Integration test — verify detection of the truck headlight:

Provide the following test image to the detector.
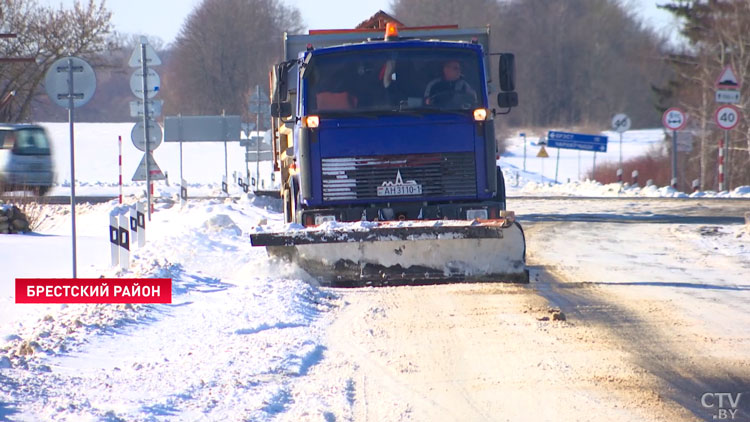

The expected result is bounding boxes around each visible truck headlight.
[466,209,488,220]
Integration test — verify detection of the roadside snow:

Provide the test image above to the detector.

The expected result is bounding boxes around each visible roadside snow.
[0,195,345,421]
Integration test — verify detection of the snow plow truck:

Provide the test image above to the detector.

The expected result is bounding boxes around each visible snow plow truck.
[250,13,527,285]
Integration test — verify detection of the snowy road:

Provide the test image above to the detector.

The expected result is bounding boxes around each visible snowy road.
[1,195,749,421]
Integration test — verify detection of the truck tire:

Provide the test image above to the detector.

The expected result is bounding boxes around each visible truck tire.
[282,187,292,223]
[495,167,507,211]
[289,176,301,224]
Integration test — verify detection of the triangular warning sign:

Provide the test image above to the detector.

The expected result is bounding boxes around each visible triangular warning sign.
[537,145,549,158]
[128,43,162,67]
[716,65,741,89]
[132,153,165,181]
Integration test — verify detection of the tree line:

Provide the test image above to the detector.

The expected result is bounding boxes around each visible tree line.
[3,0,746,188]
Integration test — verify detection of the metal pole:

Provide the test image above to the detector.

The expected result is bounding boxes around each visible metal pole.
[540,156,544,184]
[522,133,527,172]
[554,147,560,184]
[618,132,623,182]
[179,141,183,185]
[593,152,597,181]
[671,129,678,189]
[140,40,152,221]
[255,85,261,189]
[67,58,77,278]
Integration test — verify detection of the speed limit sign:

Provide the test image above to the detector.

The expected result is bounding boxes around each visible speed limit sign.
[611,113,631,133]
[662,107,687,131]
[715,105,741,130]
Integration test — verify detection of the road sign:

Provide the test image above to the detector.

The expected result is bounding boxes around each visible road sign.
[662,108,687,131]
[715,104,741,130]
[547,131,608,152]
[131,120,163,151]
[716,89,740,104]
[132,153,165,181]
[249,89,270,114]
[164,115,241,142]
[715,65,741,90]
[130,68,160,99]
[44,57,96,108]
[537,145,549,158]
[128,42,162,67]
[611,113,631,133]
[129,99,163,118]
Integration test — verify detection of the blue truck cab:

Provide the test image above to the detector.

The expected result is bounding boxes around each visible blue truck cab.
[271,24,517,226]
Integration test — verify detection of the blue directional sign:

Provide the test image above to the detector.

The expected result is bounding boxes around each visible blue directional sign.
[547,131,608,152]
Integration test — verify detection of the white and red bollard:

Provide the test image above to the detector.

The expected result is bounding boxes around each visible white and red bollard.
[118,136,123,204]
[631,170,639,186]
[718,138,725,191]
[671,177,678,190]
[692,179,700,192]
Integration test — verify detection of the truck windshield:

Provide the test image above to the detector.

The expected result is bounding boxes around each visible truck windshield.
[303,47,484,115]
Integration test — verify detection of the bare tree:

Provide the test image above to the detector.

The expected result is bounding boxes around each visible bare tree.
[390,0,672,130]
[163,0,302,119]
[0,0,113,122]
[660,0,750,189]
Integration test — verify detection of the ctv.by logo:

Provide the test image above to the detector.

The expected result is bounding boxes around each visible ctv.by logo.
[701,392,743,420]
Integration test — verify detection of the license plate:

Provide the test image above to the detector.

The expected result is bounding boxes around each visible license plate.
[377,184,423,196]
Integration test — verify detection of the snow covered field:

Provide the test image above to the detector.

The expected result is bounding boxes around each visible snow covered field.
[1,123,749,420]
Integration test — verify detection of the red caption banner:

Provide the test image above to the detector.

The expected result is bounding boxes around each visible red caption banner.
[15,278,172,304]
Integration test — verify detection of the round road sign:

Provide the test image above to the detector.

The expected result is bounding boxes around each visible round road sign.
[131,120,163,151]
[715,104,741,130]
[129,68,160,99]
[44,56,96,109]
[611,113,631,133]
[662,107,687,131]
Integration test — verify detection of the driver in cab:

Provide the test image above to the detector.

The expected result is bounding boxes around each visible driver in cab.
[423,60,477,106]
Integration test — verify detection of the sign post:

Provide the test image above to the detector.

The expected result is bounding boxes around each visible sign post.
[661,108,687,189]
[611,113,631,182]
[536,138,548,184]
[129,37,162,221]
[714,104,740,190]
[714,65,741,191]
[44,56,96,278]
[547,130,608,181]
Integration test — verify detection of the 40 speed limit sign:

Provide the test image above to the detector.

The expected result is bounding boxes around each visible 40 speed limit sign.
[715,105,741,130]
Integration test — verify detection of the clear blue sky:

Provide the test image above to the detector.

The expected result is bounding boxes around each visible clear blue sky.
[39,0,679,46]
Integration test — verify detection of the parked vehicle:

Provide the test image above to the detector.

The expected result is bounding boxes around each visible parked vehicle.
[0,124,55,196]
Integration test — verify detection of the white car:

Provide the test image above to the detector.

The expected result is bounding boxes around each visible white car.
[0,124,55,196]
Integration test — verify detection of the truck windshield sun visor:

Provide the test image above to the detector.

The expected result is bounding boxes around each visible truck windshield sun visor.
[304,48,484,115]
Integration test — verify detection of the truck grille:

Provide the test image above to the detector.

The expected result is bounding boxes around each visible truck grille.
[321,152,476,201]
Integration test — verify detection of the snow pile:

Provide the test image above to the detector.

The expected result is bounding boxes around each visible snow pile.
[515,179,750,199]
[0,197,345,421]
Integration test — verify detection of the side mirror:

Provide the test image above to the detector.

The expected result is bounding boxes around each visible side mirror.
[498,53,515,92]
[497,92,518,108]
[273,62,290,103]
[270,101,292,118]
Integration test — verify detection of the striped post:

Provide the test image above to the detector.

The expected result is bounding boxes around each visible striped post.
[118,135,123,204]
[718,137,725,191]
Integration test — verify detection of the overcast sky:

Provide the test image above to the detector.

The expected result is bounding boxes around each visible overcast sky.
[38,0,680,46]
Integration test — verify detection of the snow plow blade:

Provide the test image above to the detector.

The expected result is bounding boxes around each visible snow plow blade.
[250,219,527,286]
